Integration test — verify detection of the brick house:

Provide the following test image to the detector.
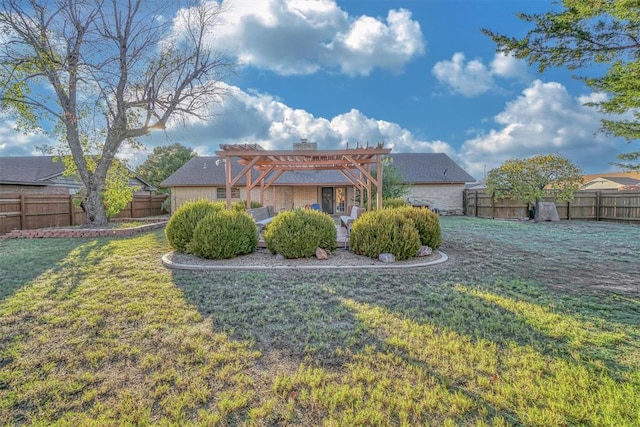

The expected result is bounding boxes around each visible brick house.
[161,146,475,215]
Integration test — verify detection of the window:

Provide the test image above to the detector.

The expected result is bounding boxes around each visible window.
[216,187,240,199]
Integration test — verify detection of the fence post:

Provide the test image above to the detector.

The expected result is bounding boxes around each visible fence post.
[130,197,135,218]
[19,194,26,229]
[475,191,478,217]
[596,192,600,221]
[69,195,74,226]
[567,201,571,220]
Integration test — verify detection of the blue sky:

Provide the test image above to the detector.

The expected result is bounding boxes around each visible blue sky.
[1,0,634,180]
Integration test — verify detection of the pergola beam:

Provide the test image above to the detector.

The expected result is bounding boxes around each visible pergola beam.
[216,144,391,210]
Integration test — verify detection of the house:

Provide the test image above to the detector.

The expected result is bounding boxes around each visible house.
[0,156,155,195]
[580,173,640,191]
[161,144,475,215]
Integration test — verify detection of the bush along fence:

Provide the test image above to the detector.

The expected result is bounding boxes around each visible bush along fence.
[464,189,640,223]
[0,193,168,235]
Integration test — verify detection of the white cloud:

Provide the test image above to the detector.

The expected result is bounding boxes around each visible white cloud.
[432,52,528,97]
[490,52,528,79]
[206,0,424,76]
[460,80,620,178]
[0,120,53,156]
[139,83,453,160]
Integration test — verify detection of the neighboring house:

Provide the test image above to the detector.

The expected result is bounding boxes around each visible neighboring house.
[581,175,640,191]
[161,149,475,215]
[0,156,155,195]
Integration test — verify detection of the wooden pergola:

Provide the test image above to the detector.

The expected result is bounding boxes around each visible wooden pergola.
[215,143,392,211]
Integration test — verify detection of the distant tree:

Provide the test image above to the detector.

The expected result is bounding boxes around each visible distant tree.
[482,2,640,169]
[0,0,234,226]
[486,154,583,205]
[137,143,197,193]
[366,158,411,206]
[59,156,138,219]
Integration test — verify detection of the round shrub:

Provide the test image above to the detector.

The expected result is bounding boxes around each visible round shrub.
[165,199,223,253]
[188,210,258,259]
[395,206,442,249]
[382,198,408,209]
[349,209,420,261]
[263,209,337,259]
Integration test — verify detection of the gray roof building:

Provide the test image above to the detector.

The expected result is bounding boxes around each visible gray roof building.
[0,156,155,191]
[161,153,475,187]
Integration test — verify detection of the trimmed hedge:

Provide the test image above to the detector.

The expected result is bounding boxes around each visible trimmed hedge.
[165,199,223,253]
[395,206,442,249]
[349,209,420,261]
[188,210,258,259]
[263,209,337,259]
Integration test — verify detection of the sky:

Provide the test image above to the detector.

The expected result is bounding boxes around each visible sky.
[1,0,636,181]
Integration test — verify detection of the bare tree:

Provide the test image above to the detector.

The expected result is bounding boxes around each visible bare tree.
[0,0,234,225]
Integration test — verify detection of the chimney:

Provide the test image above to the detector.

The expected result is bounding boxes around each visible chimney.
[293,138,317,151]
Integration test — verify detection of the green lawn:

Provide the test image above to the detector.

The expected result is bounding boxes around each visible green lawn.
[1,217,639,426]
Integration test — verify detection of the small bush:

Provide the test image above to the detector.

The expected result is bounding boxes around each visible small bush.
[263,209,337,259]
[349,209,420,260]
[165,199,223,252]
[188,210,258,259]
[395,206,442,249]
[383,198,408,209]
[228,201,263,211]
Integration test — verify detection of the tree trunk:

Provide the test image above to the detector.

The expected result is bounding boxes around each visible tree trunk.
[82,182,108,227]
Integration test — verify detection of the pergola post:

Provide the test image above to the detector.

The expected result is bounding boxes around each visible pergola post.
[215,144,391,211]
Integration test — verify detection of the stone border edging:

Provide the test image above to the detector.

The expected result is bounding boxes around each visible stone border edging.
[161,250,448,271]
[2,220,167,239]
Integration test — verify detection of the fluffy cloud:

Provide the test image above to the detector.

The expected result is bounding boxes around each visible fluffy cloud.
[432,52,527,97]
[138,83,453,161]
[460,80,619,178]
[0,121,53,157]
[205,0,424,76]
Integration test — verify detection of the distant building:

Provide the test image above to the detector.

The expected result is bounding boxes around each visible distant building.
[0,156,154,195]
[580,173,640,191]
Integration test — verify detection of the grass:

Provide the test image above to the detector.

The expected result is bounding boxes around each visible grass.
[0,217,639,425]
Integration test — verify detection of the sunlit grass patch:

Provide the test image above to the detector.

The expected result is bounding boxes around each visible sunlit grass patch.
[342,297,640,426]
[0,233,260,425]
[272,348,494,426]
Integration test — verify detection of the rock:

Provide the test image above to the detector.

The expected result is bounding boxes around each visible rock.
[275,253,285,260]
[378,253,396,263]
[417,245,433,257]
[315,247,328,260]
[535,201,560,222]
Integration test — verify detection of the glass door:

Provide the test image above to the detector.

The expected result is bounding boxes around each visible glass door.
[321,187,334,214]
[335,187,346,214]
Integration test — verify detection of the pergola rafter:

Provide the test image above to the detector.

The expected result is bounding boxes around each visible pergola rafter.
[215,143,391,211]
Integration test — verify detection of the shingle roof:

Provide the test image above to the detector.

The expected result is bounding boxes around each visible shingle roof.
[0,156,155,189]
[387,153,475,183]
[605,177,640,186]
[0,156,65,185]
[161,152,475,187]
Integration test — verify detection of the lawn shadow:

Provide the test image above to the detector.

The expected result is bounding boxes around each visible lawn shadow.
[171,269,386,367]
[0,237,114,302]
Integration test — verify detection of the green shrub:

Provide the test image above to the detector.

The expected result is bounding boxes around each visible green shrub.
[349,209,420,260]
[228,201,263,211]
[188,210,258,259]
[165,199,223,252]
[263,209,337,259]
[395,206,442,249]
[383,198,408,209]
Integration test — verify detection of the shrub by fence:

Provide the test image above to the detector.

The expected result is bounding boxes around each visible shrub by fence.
[0,193,168,234]
[464,190,640,223]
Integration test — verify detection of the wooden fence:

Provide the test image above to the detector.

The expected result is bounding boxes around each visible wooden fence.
[0,193,168,235]
[464,190,640,223]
